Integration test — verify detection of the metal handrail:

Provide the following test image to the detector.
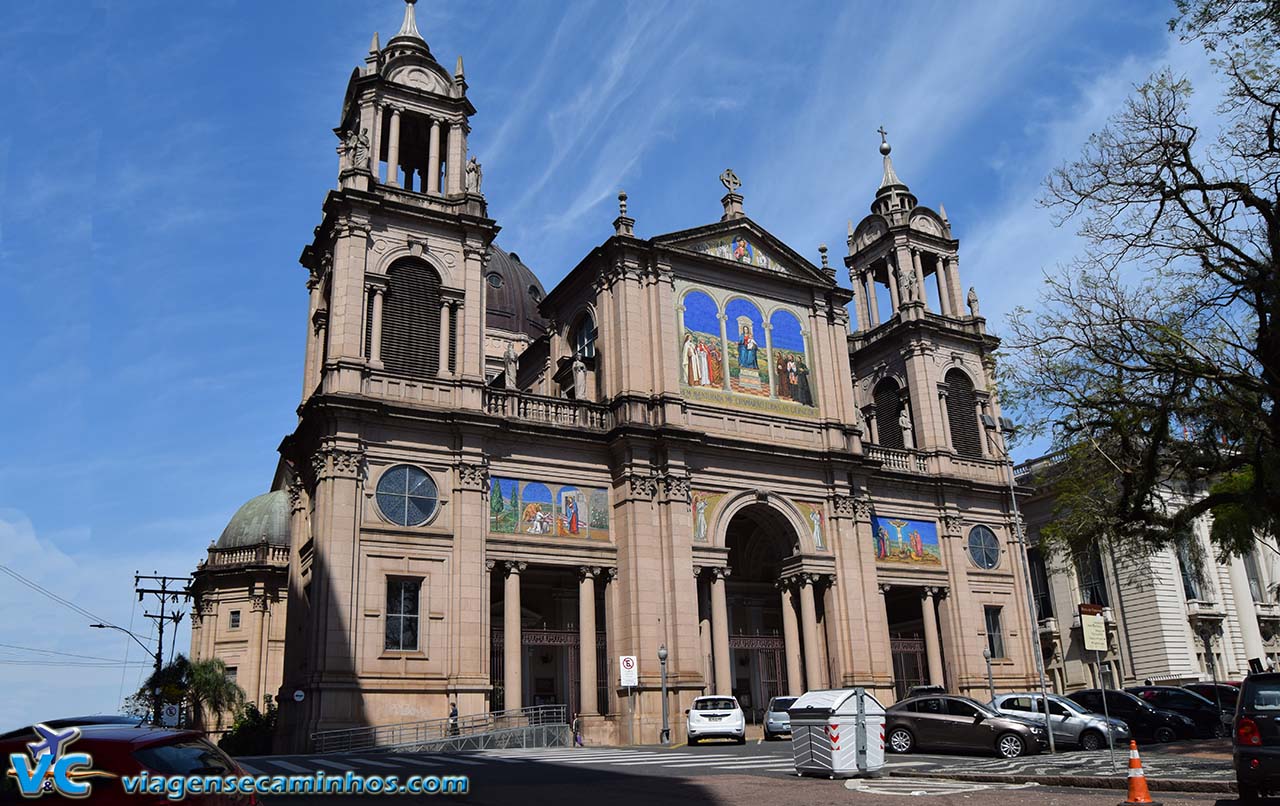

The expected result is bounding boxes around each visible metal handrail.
[310,704,568,754]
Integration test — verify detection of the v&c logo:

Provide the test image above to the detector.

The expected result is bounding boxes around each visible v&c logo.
[6,724,112,799]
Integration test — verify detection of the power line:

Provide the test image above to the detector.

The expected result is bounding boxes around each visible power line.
[0,659,151,667]
[0,563,132,632]
[0,642,127,663]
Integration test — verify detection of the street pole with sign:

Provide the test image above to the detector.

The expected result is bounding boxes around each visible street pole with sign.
[620,655,638,745]
[1080,603,1117,772]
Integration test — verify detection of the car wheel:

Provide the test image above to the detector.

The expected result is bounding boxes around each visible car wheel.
[996,733,1026,759]
[888,727,914,754]
[1153,726,1176,744]
[1213,721,1227,739]
[688,735,698,746]
[763,730,774,741]
[736,735,746,745]
[1079,730,1105,752]
[1239,783,1260,803]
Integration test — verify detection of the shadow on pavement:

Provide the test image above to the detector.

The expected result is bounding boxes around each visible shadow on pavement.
[261,758,730,806]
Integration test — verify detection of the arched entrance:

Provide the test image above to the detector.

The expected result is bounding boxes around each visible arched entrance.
[723,503,798,722]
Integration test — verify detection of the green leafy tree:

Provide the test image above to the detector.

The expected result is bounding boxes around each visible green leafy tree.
[128,655,245,730]
[1007,0,1280,564]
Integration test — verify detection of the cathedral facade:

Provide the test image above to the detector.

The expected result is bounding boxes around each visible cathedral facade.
[190,1,1042,750]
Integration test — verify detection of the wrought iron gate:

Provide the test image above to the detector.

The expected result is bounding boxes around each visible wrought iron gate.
[728,634,787,723]
[890,634,926,699]
[491,628,608,716]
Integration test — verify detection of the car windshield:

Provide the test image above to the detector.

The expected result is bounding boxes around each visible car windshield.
[1049,696,1087,715]
[134,740,235,775]
[769,697,797,712]
[693,699,736,711]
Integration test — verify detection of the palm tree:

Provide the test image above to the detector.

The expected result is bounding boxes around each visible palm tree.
[187,658,246,731]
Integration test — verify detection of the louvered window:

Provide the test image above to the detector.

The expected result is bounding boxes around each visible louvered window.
[945,369,982,458]
[379,260,442,378]
[873,380,904,449]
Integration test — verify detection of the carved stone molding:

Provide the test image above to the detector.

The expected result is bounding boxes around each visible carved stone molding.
[627,472,659,499]
[708,566,732,581]
[484,559,496,573]
[878,583,893,595]
[456,460,490,492]
[603,567,619,583]
[504,561,527,576]
[310,446,365,482]
[832,495,856,518]
[662,473,692,503]
[251,594,270,613]
[692,565,703,578]
[578,565,601,581]
[287,478,306,513]
[852,494,873,521]
[941,513,964,537]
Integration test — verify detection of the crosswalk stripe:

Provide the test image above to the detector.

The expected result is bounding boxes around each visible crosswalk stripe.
[310,759,357,772]
[236,763,264,775]
[267,760,315,774]
[352,758,406,769]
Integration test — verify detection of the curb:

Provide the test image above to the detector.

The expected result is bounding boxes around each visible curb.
[889,770,1235,794]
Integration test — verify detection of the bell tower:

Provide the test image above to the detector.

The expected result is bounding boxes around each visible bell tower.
[846,129,1002,461]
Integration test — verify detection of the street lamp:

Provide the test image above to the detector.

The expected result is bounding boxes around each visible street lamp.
[982,647,996,702]
[658,644,670,746]
[92,623,160,724]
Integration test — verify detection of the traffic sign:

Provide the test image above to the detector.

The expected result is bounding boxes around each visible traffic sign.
[619,655,638,687]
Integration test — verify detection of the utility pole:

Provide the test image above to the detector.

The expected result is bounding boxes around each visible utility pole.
[135,573,191,724]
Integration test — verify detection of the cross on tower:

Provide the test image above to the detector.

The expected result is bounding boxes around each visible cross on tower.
[877,126,888,143]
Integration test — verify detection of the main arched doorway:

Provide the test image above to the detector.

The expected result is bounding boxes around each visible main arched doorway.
[724,503,798,722]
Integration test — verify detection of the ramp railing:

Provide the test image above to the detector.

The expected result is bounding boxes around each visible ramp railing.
[310,704,569,754]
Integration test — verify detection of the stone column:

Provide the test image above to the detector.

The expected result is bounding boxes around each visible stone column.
[1229,556,1267,668]
[799,575,824,690]
[370,105,383,183]
[887,256,901,312]
[368,286,385,366]
[249,594,268,708]
[911,248,926,308]
[445,122,463,195]
[438,302,452,377]
[578,566,599,716]
[503,561,525,711]
[428,118,442,195]
[935,255,953,316]
[946,254,963,315]
[921,587,944,686]
[865,272,880,327]
[779,579,804,695]
[709,567,732,695]
[386,107,402,187]
[696,570,713,692]
[937,388,952,450]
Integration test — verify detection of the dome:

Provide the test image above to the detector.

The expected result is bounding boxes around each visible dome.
[485,244,547,340]
[215,491,290,549]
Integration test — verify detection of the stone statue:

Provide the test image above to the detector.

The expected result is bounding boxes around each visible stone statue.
[899,406,914,450]
[967,286,980,317]
[465,156,483,193]
[341,127,370,172]
[903,267,919,302]
[572,352,587,400]
[503,342,518,390]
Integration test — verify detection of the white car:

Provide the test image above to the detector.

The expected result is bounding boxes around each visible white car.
[686,695,746,745]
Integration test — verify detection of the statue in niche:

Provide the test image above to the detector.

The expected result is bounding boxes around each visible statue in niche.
[503,342,518,390]
[899,405,915,450]
[967,286,980,317]
[572,352,587,400]
[465,156,483,193]
[341,127,370,172]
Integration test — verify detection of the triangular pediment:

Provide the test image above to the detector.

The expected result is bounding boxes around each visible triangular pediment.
[655,218,833,287]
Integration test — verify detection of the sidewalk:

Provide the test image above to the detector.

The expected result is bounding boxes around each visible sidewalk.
[891,741,1235,793]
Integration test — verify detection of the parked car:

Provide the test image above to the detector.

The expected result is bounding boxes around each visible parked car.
[0,723,254,805]
[885,694,1046,758]
[686,696,746,745]
[1183,681,1241,715]
[1127,685,1225,738]
[1234,672,1280,801]
[989,692,1130,751]
[0,714,144,740]
[763,696,797,741]
[1067,688,1196,743]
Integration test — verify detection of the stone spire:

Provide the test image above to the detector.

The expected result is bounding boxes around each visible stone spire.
[877,126,904,190]
[614,190,635,236]
[396,0,424,41]
[871,126,917,219]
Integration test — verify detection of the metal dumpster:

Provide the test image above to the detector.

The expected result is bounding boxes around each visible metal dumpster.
[788,687,885,778]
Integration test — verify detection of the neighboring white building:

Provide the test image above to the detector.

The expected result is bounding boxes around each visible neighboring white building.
[1018,452,1280,692]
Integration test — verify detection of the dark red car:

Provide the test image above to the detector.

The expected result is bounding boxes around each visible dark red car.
[0,724,254,805]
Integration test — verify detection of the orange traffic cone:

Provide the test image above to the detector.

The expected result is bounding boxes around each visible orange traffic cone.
[1119,740,1162,806]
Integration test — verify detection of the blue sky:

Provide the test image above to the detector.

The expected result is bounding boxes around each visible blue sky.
[0,0,1216,725]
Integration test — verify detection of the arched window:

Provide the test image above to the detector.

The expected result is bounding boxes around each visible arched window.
[944,369,982,458]
[967,525,1000,569]
[378,259,442,378]
[873,379,904,449]
[571,311,597,359]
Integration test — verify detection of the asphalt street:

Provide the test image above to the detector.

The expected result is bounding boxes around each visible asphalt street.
[240,738,1243,805]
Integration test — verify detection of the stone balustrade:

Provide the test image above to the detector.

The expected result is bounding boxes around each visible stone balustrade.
[204,543,290,568]
[482,389,612,430]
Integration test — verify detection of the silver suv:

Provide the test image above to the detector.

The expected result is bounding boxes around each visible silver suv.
[989,692,1130,751]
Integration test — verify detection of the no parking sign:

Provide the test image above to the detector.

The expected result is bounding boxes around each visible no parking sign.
[619,655,638,687]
